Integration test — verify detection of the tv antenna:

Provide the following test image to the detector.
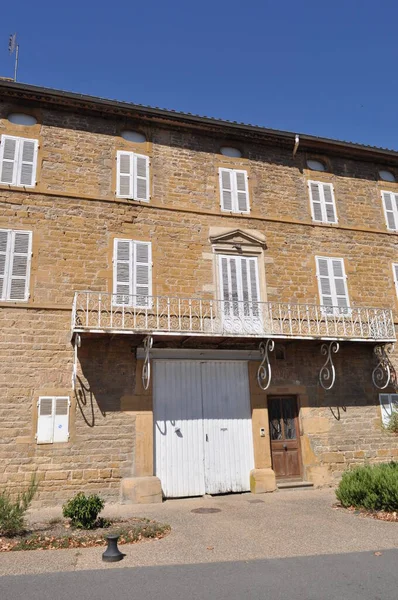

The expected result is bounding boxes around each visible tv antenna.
[8,33,19,82]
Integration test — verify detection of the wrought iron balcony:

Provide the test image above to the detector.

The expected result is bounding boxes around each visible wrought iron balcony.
[71,291,396,342]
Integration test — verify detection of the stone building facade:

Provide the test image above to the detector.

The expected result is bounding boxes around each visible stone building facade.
[0,81,397,505]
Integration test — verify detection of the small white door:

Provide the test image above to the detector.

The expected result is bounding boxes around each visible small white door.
[153,360,254,498]
[218,255,262,334]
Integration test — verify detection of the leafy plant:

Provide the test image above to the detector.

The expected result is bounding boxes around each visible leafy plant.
[386,410,398,434]
[336,462,398,512]
[0,474,39,536]
[62,492,104,529]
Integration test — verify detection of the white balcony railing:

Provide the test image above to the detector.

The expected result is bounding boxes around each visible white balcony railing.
[71,291,396,342]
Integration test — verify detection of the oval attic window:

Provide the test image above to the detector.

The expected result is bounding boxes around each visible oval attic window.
[121,130,146,143]
[379,170,396,183]
[220,146,242,158]
[8,113,37,126]
[307,159,326,172]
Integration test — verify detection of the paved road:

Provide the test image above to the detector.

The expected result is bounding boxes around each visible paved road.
[1,549,397,600]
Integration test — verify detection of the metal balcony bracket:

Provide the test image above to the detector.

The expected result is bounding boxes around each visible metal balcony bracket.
[319,341,339,391]
[72,334,81,390]
[372,343,395,390]
[142,335,154,391]
[257,339,275,391]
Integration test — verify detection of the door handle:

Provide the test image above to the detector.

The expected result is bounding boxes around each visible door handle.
[206,434,209,442]
[283,443,287,450]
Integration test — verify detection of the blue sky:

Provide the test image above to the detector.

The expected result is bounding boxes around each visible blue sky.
[1,1,398,149]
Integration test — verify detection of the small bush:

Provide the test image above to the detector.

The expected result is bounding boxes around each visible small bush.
[62,492,104,529]
[336,462,398,512]
[0,474,39,536]
[386,410,398,434]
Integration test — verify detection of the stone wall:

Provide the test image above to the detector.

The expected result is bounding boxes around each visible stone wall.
[0,100,397,503]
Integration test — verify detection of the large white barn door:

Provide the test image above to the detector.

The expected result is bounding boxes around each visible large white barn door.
[201,361,254,494]
[154,360,254,498]
[153,361,205,498]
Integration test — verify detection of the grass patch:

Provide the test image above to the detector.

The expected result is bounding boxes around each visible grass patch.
[0,518,170,552]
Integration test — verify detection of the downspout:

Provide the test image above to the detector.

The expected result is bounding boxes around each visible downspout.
[293,134,300,157]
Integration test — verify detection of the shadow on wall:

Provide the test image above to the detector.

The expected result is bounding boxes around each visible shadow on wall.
[74,336,136,427]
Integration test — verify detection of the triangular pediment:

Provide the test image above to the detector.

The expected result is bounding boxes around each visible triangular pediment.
[209,229,266,248]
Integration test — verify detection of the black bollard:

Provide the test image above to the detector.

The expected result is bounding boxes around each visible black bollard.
[102,534,124,562]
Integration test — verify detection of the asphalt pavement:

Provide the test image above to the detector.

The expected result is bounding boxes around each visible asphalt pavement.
[1,549,397,600]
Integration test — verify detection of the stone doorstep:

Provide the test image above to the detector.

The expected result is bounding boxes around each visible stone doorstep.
[276,480,314,491]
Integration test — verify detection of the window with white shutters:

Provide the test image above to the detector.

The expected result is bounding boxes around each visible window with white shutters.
[218,255,261,330]
[113,239,152,307]
[219,168,250,213]
[0,135,38,188]
[379,394,398,427]
[308,181,337,223]
[315,256,350,315]
[0,229,32,301]
[36,397,70,444]
[116,151,149,201]
[381,191,398,230]
[393,263,398,299]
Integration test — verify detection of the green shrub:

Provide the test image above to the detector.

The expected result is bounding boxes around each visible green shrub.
[386,410,398,434]
[336,462,398,512]
[0,474,39,536]
[62,492,105,529]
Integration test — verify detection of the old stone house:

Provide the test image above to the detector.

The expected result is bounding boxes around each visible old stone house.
[0,81,397,505]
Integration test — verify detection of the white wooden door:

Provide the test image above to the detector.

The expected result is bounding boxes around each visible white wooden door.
[154,361,205,498]
[153,360,254,498]
[201,361,254,494]
[219,255,262,334]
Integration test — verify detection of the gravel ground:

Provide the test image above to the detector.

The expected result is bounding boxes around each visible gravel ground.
[0,488,396,577]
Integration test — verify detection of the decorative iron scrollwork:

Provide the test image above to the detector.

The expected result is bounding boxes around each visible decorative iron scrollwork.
[72,334,81,390]
[319,341,339,390]
[142,335,153,390]
[257,339,275,390]
[372,343,395,390]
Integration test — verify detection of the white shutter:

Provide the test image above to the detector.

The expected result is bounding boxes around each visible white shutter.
[316,257,349,314]
[219,169,233,211]
[8,231,32,301]
[53,397,70,442]
[393,263,398,298]
[323,184,337,223]
[134,241,152,307]
[134,154,149,202]
[0,229,11,300]
[309,182,323,221]
[382,192,398,230]
[235,170,250,213]
[309,181,337,223]
[117,152,134,197]
[113,239,133,304]
[220,256,231,315]
[0,136,19,185]
[37,397,54,444]
[18,139,38,187]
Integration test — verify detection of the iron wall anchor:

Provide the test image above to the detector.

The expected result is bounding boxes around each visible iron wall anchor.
[102,534,125,562]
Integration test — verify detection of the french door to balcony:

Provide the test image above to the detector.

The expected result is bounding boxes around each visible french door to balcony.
[218,254,262,334]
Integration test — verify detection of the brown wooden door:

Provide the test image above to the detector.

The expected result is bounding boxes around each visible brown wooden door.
[268,396,301,479]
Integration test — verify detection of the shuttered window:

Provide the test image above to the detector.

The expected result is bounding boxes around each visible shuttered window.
[0,229,32,301]
[315,256,350,315]
[393,263,398,299]
[36,396,70,444]
[308,181,337,223]
[219,168,250,213]
[379,394,398,427]
[218,255,260,317]
[113,239,152,307]
[0,135,38,188]
[381,191,398,230]
[116,151,150,201]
